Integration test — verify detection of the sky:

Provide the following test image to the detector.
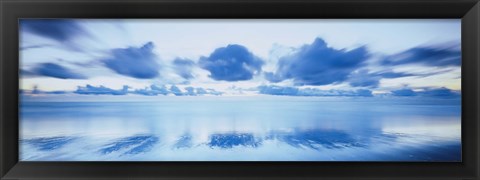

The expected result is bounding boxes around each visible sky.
[19,19,461,98]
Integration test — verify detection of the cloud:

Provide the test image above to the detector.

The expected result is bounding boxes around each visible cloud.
[390,87,460,97]
[131,85,222,96]
[173,58,195,80]
[103,42,160,79]
[197,87,223,96]
[265,38,370,86]
[258,85,373,97]
[26,63,87,79]
[348,70,381,88]
[132,85,169,96]
[21,85,68,95]
[391,89,417,96]
[199,44,264,81]
[47,91,68,94]
[184,87,223,96]
[420,87,460,97]
[20,44,53,51]
[24,84,225,97]
[169,85,184,96]
[181,86,222,96]
[150,85,170,95]
[263,72,283,83]
[353,89,374,97]
[348,70,429,88]
[205,88,223,96]
[184,87,196,96]
[20,20,88,42]
[20,69,36,77]
[196,88,208,95]
[298,88,373,97]
[258,85,299,96]
[191,88,223,96]
[377,72,416,78]
[381,46,461,67]
[74,85,129,95]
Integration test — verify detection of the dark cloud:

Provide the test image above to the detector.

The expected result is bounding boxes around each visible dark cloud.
[20,20,88,42]
[173,58,195,80]
[74,85,129,95]
[47,90,68,94]
[381,46,461,67]
[420,87,460,97]
[263,72,283,83]
[20,69,36,77]
[258,85,372,97]
[391,89,417,96]
[103,42,160,79]
[390,87,460,98]
[265,38,370,86]
[199,44,264,81]
[67,59,102,68]
[348,70,429,88]
[352,68,460,88]
[28,63,87,79]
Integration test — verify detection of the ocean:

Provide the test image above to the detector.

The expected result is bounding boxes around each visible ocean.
[19,96,461,161]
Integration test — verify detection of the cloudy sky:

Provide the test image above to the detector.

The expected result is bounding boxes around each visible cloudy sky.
[19,19,461,98]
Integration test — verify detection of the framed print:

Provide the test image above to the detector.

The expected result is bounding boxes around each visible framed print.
[1,0,479,179]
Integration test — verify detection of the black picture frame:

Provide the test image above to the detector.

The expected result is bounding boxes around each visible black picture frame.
[1,0,479,179]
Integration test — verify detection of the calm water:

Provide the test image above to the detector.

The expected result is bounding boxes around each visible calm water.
[19,96,461,161]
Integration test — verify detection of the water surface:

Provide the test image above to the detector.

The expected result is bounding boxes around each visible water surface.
[20,96,461,161]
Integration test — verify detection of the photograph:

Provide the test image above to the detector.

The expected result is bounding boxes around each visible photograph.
[19,19,461,161]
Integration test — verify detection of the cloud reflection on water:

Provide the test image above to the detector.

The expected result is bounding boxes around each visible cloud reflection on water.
[20,127,459,161]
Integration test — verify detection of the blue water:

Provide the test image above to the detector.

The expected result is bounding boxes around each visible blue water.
[19,96,461,161]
